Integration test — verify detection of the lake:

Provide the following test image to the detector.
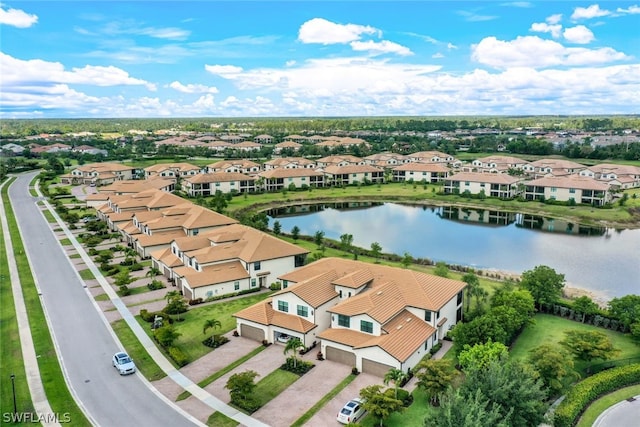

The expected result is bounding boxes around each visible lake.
[267,202,640,300]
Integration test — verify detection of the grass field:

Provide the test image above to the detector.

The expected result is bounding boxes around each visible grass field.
[137,291,273,363]
[510,314,639,375]
[253,368,300,409]
[78,269,95,280]
[360,387,436,427]
[206,412,237,427]
[576,384,640,427]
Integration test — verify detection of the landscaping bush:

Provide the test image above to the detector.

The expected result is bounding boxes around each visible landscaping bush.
[129,263,143,271]
[88,248,98,256]
[281,358,314,375]
[139,310,172,324]
[430,342,443,355]
[169,346,189,367]
[232,396,260,414]
[84,236,104,247]
[188,297,204,305]
[147,280,165,291]
[552,363,640,427]
[202,334,230,349]
[385,388,413,407]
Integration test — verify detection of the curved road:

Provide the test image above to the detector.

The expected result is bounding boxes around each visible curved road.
[8,172,197,427]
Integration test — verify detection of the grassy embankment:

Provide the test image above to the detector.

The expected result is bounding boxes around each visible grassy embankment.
[1,177,90,426]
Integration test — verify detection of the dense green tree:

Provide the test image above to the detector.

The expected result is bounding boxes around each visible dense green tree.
[528,344,577,396]
[401,252,413,268]
[460,360,547,427]
[290,225,300,241]
[314,230,325,248]
[458,340,509,372]
[608,295,640,329]
[462,272,485,313]
[559,329,620,363]
[154,324,181,347]
[225,370,259,404]
[340,233,354,253]
[451,313,509,352]
[572,295,600,323]
[415,359,457,406]
[272,220,281,236]
[370,241,382,263]
[360,385,404,427]
[433,262,449,278]
[520,265,565,310]
[164,290,188,317]
[423,389,509,427]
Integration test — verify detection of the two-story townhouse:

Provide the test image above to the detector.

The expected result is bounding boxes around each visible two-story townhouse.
[254,134,274,144]
[524,175,612,206]
[364,153,410,168]
[324,165,385,186]
[61,162,136,185]
[409,151,456,166]
[155,224,308,300]
[273,141,303,155]
[234,258,466,376]
[262,157,317,171]
[523,159,586,178]
[443,172,523,198]
[579,164,640,189]
[233,141,262,152]
[258,168,325,191]
[316,155,366,168]
[392,163,450,183]
[98,177,175,195]
[181,172,256,196]
[469,155,530,173]
[144,163,202,180]
[207,160,261,175]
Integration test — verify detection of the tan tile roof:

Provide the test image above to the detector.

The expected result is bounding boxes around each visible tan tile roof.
[317,155,364,164]
[410,151,451,159]
[76,162,134,173]
[144,162,201,173]
[263,157,315,167]
[135,230,186,247]
[332,269,373,289]
[318,327,376,347]
[446,171,521,185]
[330,282,406,324]
[99,178,174,194]
[273,270,339,308]
[529,159,586,169]
[183,261,249,288]
[208,159,260,169]
[108,212,136,222]
[526,175,610,190]
[149,247,184,268]
[474,155,530,165]
[274,141,302,148]
[586,163,640,176]
[184,172,255,184]
[85,193,110,201]
[234,299,317,333]
[172,235,213,252]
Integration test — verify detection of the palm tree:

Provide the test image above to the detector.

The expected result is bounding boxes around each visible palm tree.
[203,318,222,341]
[146,267,161,280]
[284,338,304,368]
[383,368,408,399]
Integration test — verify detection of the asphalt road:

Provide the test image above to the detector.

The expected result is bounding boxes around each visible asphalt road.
[8,172,196,427]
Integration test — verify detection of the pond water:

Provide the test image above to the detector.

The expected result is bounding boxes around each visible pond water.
[267,202,640,300]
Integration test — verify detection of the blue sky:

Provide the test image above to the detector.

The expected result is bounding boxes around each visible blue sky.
[1,1,639,118]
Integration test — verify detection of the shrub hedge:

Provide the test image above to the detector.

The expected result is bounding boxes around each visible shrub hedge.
[553,363,640,427]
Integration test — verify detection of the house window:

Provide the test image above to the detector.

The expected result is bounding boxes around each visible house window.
[457,291,463,305]
[480,183,485,187]
[569,188,576,193]
[251,278,257,287]
[338,315,350,327]
[425,311,432,322]
[282,280,288,289]
[254,261,261,271]
[360,320,373,334]
[465,181,470,186]
[297,305,308,317]
[551,187,557,192]
[436,311,440,319]
[193,229,199,236]
[206,291,213,298]
[234,281,240,291]
[194,262,199,271]
[216,183,220,186]
[277,300,288,312]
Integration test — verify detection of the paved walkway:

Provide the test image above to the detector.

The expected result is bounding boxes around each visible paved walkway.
[0,178,59,426]
[41,184,269,426]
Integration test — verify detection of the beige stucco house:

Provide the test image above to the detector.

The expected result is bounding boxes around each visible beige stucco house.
[443,172,523,198]
[524,175,612,206]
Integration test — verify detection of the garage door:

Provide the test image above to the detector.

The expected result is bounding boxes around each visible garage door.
[240,324,265,342]
[325,346,356,366]
[362,358,394,377]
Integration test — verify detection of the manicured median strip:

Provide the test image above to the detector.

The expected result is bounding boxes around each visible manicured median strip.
[2,178,90,426]
[576,384,640,427]
[78,269,95,280]
[176,344,267,401]
[110,319,166,381]
[291,373,357,427]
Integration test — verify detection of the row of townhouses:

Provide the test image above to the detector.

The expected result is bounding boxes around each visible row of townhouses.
[93,188,466,376]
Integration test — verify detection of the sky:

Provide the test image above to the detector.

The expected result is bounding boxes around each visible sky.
[0,1,639,118]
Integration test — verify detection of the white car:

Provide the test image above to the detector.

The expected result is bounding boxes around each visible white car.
[337,398,366,424]
[112,352,136,375]
[276,333,292,343]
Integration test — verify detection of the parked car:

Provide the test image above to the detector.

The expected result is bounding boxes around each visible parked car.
[276,333,292,343]
[81,216,97,223]
[337,398,366,424]
[112,352,136,375]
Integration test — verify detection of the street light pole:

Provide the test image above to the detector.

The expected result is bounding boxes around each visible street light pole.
[10,374,17,415]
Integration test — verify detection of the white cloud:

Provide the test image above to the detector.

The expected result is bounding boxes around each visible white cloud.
[0,6,38,28]
[471,36,627,69]
[456,10,499,22]
[571,5,611,20]
[432,53,444,59]
[350,40,413,56]
[285,60,296,67]
[447,43,458,50]
[563,25,595,44]
[137,26,190,40]
[530,22,563,38]
[168,81,218,94]
[298,18,378,44]
[546,14,563,24]
[204,64,244,76]
[617,5,640,14]
[0,53,156,90]
[193,94,215,109]
[501,2,532,8]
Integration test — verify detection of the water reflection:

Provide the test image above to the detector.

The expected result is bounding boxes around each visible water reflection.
[268,202,640,298]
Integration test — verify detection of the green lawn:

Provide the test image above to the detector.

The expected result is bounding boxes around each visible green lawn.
[117,284,154,297]
[360,387,435,427]
[253,368,300,409]
[510,314,639,375]
[576,384,640,427]
[42,209,56,223]
[94,293,110,301]
[78,269,95,280]
[206,412,238,427]
[138,291,273,363]
[111,319,166,381]
[59,238,72,246]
